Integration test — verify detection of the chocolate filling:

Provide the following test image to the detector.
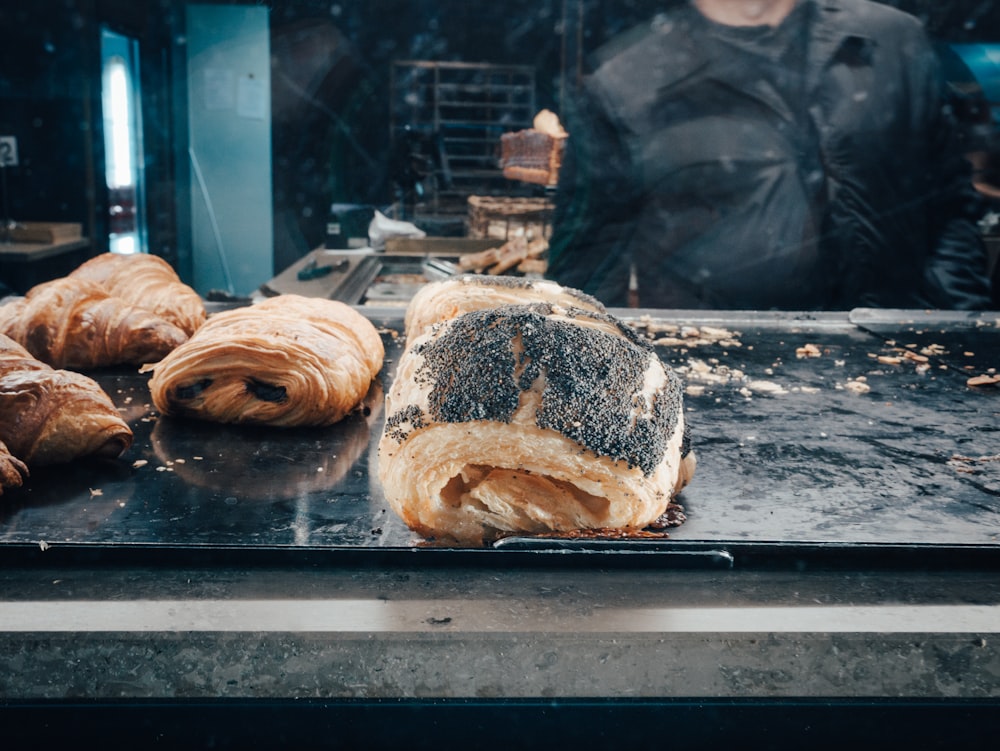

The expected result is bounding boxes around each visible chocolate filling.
[246,379,288,403]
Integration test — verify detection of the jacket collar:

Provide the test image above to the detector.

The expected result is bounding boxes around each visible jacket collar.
[806,0,879,91]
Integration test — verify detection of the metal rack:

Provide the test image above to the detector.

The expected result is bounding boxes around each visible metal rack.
[390,60,537,216]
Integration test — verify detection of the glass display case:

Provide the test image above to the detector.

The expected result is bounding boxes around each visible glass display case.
[1,2,999,748]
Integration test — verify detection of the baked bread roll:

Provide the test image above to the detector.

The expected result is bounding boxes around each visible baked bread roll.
[378,303,695,545]
[143,294,384,427]
[0,333,133,472]
[70,253,206,335]
[0,277,189,369]
[404,274,606,343]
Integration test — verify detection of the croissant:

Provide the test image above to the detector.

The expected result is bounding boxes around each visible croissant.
[0,277,189,369]
[404,274,607,343]
[0,440,29,497]
[143,294,384,427]
[0,333,133,478]
[70,253,206,335]
[378,302,695,545]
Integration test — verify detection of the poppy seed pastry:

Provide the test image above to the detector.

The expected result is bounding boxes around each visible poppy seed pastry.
[403,274,607,344]
[378,302,694,545]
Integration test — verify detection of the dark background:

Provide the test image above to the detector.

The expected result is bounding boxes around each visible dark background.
[0,0,997,283]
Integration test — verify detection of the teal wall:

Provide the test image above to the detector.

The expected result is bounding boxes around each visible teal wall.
[185,4,273,296]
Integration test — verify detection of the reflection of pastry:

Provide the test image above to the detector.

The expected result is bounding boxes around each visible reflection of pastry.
[0,332,133,468]
[69,252,206,335]
[404,275,606,343]
[0,277,188,369]
[378,303,695,546]
[144,295,384,427]
[150,381,382,500]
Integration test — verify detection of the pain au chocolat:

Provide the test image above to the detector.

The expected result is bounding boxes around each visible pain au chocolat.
[143,295,384,427]
[378,287,695,546]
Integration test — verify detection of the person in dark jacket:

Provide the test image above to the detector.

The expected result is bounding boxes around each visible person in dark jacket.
[546,0,992,310]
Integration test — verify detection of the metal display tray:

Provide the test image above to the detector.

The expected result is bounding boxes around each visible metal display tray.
[2,308,999,568]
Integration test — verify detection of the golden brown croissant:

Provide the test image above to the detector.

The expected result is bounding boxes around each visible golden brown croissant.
[0,333,133,475]
[378,302,695,545]
[0,277,189,369]
[69,253,206,335]
[143,294,384,427]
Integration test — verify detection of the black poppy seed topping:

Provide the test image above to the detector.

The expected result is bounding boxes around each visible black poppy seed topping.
[383,403,428,443]
[407,305,682,475]
[559,286,606,313]
[681,422,692,458]
[454,274,528,289]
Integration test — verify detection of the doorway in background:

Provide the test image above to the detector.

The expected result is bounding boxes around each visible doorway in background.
[101,27,147,254]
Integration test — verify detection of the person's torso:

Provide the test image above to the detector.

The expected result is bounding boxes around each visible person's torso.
[587,0,929,309]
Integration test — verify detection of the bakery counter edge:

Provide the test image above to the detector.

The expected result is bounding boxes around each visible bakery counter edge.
[0,563,998,703]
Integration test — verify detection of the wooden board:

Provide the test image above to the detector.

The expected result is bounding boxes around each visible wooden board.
[8,222,82,244]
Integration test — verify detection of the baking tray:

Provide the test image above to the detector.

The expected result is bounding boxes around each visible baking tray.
[2,308,999,568]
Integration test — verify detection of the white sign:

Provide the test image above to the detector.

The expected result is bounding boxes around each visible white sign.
[203,68,235,111]
[0,136,18,167]
[237,74,268,120]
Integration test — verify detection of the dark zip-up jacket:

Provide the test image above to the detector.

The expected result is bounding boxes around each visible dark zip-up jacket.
[547,0,991,310]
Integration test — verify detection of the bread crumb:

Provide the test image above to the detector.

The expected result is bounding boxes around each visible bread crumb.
[967,374,1000,387]
[843,379,871,394]
[746,380,788,395]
